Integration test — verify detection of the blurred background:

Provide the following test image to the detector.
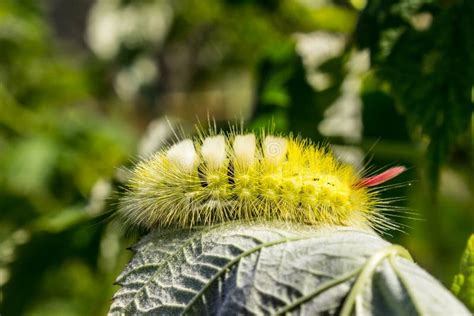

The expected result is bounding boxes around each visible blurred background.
[0,0,472,314]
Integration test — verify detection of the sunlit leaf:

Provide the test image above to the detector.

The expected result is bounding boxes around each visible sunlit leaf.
[110,223,469,315]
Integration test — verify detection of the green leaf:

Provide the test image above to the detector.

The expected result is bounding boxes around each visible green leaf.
[109,223,469,315]
[355,0,474,192]
[451,234,474,311]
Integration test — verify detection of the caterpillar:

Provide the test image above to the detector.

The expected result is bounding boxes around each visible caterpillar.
[119,126,406,233]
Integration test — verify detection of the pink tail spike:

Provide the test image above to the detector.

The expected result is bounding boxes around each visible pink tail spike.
[356,166,407,188]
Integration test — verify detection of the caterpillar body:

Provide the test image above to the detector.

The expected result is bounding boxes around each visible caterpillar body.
[119,128,405,232]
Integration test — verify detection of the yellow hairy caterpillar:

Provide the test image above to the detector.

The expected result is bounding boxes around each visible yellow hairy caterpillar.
[119,127,406,233]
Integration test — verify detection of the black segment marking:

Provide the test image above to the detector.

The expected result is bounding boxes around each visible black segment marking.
[198,165,208,187]
[227,161,235,186]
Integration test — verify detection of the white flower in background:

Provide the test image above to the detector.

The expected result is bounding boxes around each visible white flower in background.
[296,32,369,169]
[86,0,173,60]
[295,31,346,91]
[114,55,158,101]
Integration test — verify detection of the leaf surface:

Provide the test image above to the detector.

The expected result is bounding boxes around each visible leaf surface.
[109,223,469,315]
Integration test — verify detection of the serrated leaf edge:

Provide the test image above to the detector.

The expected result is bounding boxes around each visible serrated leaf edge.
[116,227,208,311]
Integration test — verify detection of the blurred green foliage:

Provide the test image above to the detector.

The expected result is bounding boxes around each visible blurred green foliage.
[0,1,135,315]
[356,0,474,192]
[0,0,472,315]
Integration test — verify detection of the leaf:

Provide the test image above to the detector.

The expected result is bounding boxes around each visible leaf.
[109,223,469,315]
[451,234,474,311]
[355,0,474,192]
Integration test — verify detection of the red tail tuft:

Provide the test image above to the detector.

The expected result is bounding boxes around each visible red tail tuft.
[356,166,406,188]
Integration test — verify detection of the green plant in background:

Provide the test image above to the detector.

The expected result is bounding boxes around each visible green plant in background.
[355,0,474,193]
[0,1,135,315]
[452,234,474,311]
